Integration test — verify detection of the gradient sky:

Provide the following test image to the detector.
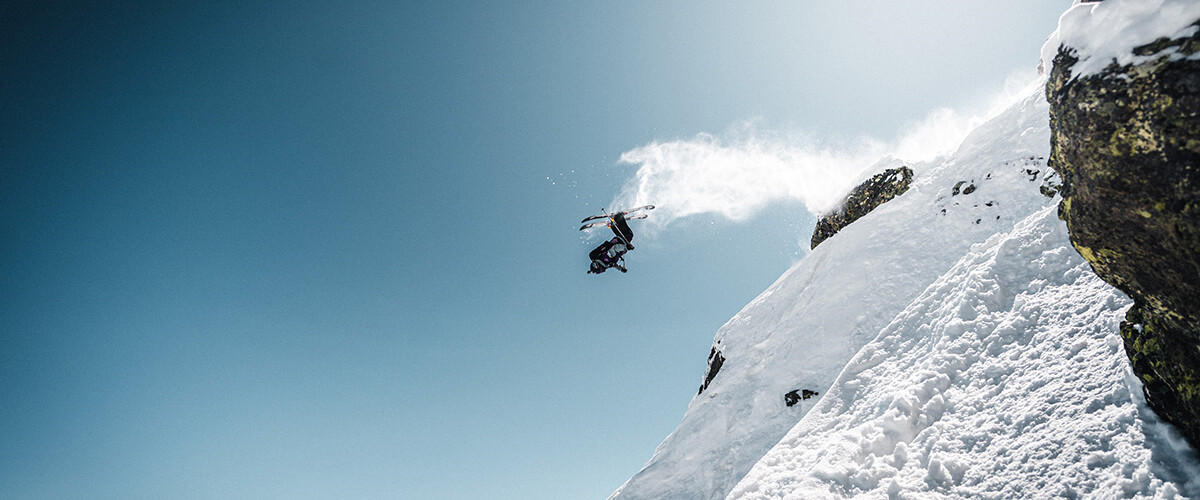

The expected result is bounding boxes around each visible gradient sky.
[2,2,1071,499]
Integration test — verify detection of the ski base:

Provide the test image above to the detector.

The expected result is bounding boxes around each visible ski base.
[579,213,647,231]
[580,205,655,224]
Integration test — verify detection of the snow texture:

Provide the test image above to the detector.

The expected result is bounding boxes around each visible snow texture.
[612,87,1200,499]
[1040,0,1200,81]
[730,204,1200,499]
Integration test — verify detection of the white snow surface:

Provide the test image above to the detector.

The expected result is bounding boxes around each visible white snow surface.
[729,206,1200,499]
[612,87,1200,499]
[1040,0,1200,80]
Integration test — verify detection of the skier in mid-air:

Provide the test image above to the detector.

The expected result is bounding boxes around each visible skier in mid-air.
[580,205,653,275]
[587,213,634,274]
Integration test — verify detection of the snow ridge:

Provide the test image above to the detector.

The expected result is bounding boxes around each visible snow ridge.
[1040,0,1200,81]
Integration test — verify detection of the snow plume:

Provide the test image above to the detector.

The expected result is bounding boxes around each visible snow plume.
[613,125,880,228]
[895,71,1044,161]
[611,72,1042,232]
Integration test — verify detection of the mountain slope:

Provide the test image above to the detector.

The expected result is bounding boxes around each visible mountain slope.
[611,88,1101,499]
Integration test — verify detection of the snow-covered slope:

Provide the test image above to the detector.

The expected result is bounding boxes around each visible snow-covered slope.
[729,205,1200,499]
[612,87,1200,498]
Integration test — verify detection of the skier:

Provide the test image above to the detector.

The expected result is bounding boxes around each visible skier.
[587,212,635,274]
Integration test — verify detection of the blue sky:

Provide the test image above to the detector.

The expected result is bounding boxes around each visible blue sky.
[2,2,1070,499]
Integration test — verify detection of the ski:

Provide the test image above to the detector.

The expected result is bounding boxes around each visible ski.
[580,205,655,224]
[579,213,647,231]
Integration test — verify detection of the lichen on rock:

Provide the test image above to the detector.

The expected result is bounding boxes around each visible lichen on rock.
[811,166,914,249]
[1047,19,1200,449]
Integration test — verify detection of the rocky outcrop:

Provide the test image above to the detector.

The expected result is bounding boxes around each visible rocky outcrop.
[1047,21,1200,448]
[811,166,913,249]
[698,347,725,395]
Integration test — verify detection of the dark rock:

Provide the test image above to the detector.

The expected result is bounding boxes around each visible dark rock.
[784,389,819,407]
[811,166,914,249]
[784,391,800,407]
[1039,170,1063,198]
[699,348,725,395]
[1047,21,1200,449]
